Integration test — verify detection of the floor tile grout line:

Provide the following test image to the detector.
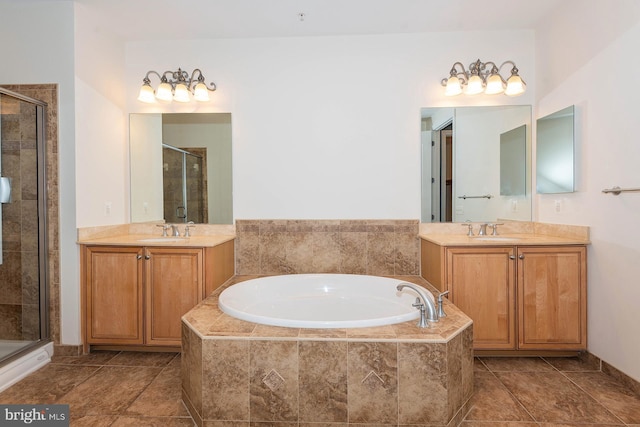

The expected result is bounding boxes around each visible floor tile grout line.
[557,369,629,426]
[479,356,548,424]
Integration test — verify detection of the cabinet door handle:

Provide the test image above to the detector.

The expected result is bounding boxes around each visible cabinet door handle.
[519,254,525,260]
[509,255,516,260]
[145,255,150,260]
[136,255,142,260]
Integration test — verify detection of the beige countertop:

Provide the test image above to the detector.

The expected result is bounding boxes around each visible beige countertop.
[420,233,590,246]
[78,234,235,247]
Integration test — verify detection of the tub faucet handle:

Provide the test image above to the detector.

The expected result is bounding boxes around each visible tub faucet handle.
[437,291,449,318]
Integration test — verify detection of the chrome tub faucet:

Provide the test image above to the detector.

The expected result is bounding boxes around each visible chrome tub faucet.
[396,283,439,328]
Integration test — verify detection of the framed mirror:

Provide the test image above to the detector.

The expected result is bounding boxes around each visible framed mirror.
[421,105,532,223]
[536,105,575,194]
[130,113,233,224]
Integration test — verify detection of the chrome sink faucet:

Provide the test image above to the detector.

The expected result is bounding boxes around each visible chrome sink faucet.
[396,283,439,328]
[170,224,181,237]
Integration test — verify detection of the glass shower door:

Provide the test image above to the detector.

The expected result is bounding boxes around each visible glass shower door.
[162,144,205,224]
[0,88,49,363]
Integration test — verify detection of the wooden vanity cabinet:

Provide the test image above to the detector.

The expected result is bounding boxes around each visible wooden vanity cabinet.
[82,239,235,351]
[446,247,516,350]
[85,246,145,346]
[517,246,587,350]
[422,239,587,352]
[145,247,203,346]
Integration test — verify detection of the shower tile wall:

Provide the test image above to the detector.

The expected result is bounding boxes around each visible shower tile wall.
[235,219,420,275]
[1,84,59,348]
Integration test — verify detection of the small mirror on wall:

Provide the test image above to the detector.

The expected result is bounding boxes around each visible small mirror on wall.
[536,105,575,194]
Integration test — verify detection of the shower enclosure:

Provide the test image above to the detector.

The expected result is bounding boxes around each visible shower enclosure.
[162,144,207,224]
[0,88,49,364]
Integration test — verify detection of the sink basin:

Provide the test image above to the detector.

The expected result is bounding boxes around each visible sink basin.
[137,237,188,243]
[471,236,522,242]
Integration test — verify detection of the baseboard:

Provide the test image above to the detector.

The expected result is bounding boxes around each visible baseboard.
[602,359,640,396]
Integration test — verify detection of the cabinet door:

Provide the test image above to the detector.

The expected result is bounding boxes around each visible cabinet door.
[86,246,144,345]
[517,246,587,350]
[447,247,516,350]
[145,247,204,346]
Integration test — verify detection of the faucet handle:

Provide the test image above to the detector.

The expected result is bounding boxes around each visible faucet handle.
[461,223,474,236]
[184,221,195,237]
[437,291,449,318]
[156,224,169,237]
[487,223,504,236]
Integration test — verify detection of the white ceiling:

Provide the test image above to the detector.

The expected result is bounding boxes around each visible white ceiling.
[65,0,563,41]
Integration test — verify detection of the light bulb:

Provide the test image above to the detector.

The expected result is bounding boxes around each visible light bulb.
[484,73,505,95]
[173,83,191,102]
[155,82,173,101]
[464,75,484,95]
[444,76,462,96]
[193,82,210,101]
[137,83,156,103]
[505,74,526,96]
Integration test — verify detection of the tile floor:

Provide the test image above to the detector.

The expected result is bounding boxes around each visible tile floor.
[1,351,639,426]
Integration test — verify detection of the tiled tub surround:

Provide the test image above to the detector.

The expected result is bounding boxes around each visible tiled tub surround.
[182,275,474,426]
[236,219,420,276]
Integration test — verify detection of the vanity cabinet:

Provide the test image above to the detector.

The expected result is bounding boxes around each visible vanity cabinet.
[82,239,234,352]
[422,239,587,352]
[446,247,516,349]
[85,246,145,346]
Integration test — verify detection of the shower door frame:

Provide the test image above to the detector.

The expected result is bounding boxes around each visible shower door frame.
[0,87,50,361]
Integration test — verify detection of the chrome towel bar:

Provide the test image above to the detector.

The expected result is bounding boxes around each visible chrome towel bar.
[458,194,493,199]
[602,186,640,195]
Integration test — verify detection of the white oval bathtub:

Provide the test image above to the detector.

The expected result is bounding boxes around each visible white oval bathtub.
[218,274,432,328]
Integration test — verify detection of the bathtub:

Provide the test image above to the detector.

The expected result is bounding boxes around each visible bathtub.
[218,273,434,328]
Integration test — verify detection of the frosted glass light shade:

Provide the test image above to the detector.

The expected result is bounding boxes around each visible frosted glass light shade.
[465,75,484,95]
[505,75,526,96]
[137,84,156,103]
[173,83,191,102]
[155,82,173,101]
[444,76,463,96]
[193,82,210,101]
[484,74,505,95]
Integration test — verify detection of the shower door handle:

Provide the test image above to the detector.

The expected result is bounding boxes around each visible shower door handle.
[176,206,186,219]
[0,177,11,203]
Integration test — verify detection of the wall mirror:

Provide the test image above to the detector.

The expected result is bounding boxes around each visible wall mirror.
[536,105,575,194]
[421,105,532,223]
[130,113,233,224]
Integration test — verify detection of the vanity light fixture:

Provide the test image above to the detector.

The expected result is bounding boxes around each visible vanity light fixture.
[441,59,526,97]
[137,68,217,103]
